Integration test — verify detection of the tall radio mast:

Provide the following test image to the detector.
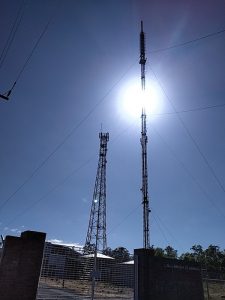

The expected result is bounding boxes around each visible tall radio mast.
[139,21,150,249]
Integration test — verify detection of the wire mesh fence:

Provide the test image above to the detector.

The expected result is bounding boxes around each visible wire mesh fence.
[202,279,225,300]
[32,242,225,299]
[201,269,225,300]
[37,242,134,300]
[1,237,225,299]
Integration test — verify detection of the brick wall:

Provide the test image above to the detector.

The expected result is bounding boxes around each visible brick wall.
[134,248,204,300]
[0,230,46,300]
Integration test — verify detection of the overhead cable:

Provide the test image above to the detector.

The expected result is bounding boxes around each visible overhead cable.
[2,119,138,226]
[3,157,94,227]
[150,121,225,220]
[1,1,61,100]
[150,102,225,116]
[0,0,27,69]
[149,66,225,197]
[0,61,135,213]
[149,28,225,54]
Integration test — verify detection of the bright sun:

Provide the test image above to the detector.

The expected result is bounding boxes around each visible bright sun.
[120,79,162,120]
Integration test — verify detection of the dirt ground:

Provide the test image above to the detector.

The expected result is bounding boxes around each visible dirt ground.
[39,277,225,299]
[203,280,225,299]
[39,277,133,299]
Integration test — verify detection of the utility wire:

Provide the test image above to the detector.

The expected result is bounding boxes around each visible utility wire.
[3,25,225,229]
[4,81,224,236]
[6,111,224,244]
[151,213,170,245]
[0,11,60,208]
[2,119,139,227]
[4,157,94,227]
[4,70,225,227]
[149,28,225,54]
[1,1,61,98]
[152,210,185,253]
[14,17,52,84]
[108,204,141,236]
[0,63,135,213]
[0,0,27,69]
[150,102,225,116]
[149,122,225,220]
[149,66,225,198]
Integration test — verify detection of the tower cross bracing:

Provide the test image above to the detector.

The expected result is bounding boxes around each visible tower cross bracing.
[139,21,150,249]
[85,132,109,253]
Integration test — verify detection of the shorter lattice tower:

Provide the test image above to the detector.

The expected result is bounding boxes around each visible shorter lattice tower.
[85,132,109,253]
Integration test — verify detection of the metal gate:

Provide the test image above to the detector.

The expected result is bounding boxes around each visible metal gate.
[37,242,134,300]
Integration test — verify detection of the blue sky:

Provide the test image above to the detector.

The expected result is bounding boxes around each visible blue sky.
[0,0,225,255]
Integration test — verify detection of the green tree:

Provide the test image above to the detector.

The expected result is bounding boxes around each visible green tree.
[111,247,131,262]
[154,247,164,257]
[179,244,225,272]
[179,252,195,262]
[221,249,225,271]
[191,244,205,265]
[164,246,177,259]
[205,245,222,271]
[102,247,113,257]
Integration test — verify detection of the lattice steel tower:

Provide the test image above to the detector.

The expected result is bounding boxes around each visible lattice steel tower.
[139,21,150,249]
[85,132,109,253]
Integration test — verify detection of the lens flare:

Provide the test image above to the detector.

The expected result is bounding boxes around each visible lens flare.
[120,80,162,120]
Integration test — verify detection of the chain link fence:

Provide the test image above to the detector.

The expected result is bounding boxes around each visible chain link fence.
[37,242,134,299]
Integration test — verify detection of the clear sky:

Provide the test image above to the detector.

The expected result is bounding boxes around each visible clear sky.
[0,0,225,255]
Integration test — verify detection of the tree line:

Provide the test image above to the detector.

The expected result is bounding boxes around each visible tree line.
[103,244,225,272]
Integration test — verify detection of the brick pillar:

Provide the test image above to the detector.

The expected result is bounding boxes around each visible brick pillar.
[134,248,204,300]
[134,248,155,300]
[0,230,46,300]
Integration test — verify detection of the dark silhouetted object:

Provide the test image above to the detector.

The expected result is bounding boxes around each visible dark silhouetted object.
[84,132,109,300]
[0,230,46,300]
[134,248,204,300]
[85,132,109,253]
[0,82,16,101]
[0,93,9,101]
[139,21,150,249]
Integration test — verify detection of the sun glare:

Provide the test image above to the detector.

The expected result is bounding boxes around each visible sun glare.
[120,80,162,120]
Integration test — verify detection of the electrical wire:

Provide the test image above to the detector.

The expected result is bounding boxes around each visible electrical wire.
[2,19,224,208]
[5,111,224,246]
[151,213,170,245]
[4,157,94,227]
[108,204,141,236]
[152,210,186,253]
[2,119,139,227]
[14,17,52,84]
[2,23,225,238]
[149,121,225,220]
[4,69,225,227]
[0,0,27,69]
[149,28,225,54]
[149,66,225,198]
[3,81,225,237]
[0,60,135,213]
[1,1,62,99]
[150,102,225,116]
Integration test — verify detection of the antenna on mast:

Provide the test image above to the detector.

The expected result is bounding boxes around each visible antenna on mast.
[139,21,150,249]
[139,20,147,91]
